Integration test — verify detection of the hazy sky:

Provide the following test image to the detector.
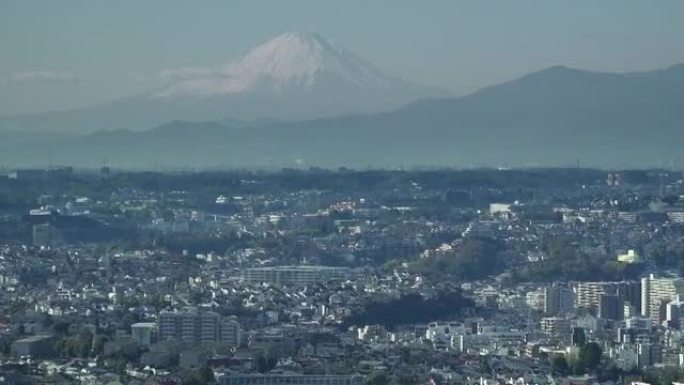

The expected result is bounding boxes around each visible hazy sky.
[1,0,683,115]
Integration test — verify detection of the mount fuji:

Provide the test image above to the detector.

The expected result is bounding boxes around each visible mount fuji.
[154,32,425,99]
[0,32,446,133]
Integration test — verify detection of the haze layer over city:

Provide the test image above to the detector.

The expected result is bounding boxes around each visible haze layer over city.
[1,2,684,385]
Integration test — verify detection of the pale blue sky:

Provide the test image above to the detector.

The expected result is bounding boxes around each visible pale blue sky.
[1,0,683,114]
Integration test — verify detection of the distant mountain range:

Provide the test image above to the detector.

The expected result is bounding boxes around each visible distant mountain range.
[0,32,444,133]
[1,61,683,169]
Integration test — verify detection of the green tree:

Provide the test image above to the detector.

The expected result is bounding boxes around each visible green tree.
[254,349,279,373]
[598,361,621,382]
[41,313,54,327]
[52,321,70,335]
[121,313,136,333]
[412,237,502,280]
[551,355,570,376]
[186,366,215,385]
[576,342,602,374]
[656,367,684,385]
[91,334,108,356]
[366,371,390,385]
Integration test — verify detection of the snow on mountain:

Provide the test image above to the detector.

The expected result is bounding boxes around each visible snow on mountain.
[0,31,446,133]
[152,31,420,99]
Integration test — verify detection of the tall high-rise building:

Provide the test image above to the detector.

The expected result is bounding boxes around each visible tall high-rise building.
[641,274,684,323]
[576,282,607,310]
[575,281,640,318]
[666,295,684,329]
[617,281,642,313]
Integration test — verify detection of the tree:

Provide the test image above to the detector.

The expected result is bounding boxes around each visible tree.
[254,349,279,373]
[52,321,70,335]
[411,237,502,280]
[656,367,684,385]
[641,367,684,385]
[41,313,54,327]
[186,366,215,385]
[366,371,390,385]
[92,334,108,356]
[551,355,570,376]
[598,361,620,382]
[121,313,137,333]
[576,342,602,374]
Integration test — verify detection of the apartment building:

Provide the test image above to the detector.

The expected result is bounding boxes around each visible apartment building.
[159,310,241,346]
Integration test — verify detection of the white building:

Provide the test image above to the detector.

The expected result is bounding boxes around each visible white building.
[641,274,684,323]
[425,321,466,342]
[666,295,684,329]
[240,265,351,285]
[617,250,640,264]
[131,322,156,347]
[540,317,570,339]
[159,311,241,346]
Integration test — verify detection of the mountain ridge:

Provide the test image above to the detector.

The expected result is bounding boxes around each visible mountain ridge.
[1,63,683,169]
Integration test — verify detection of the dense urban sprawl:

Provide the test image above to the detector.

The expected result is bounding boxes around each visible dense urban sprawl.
[1,168,684,385]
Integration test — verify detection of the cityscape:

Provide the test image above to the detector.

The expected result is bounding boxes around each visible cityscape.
[1,169,684,384]
[2,2,684,385]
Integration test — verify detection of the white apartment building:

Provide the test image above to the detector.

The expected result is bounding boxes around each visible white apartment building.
[159,310,241,346]
[240,265,351,285]
[641,274,684,323]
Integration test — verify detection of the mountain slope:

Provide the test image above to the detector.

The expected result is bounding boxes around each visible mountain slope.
[395,64,684,137]
[3,64,683,169]
[0,32,444,133]
[152,32,406,98]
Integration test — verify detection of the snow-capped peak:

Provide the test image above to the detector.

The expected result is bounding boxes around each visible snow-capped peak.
[229,31,330,87]
[152,31,395,99]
